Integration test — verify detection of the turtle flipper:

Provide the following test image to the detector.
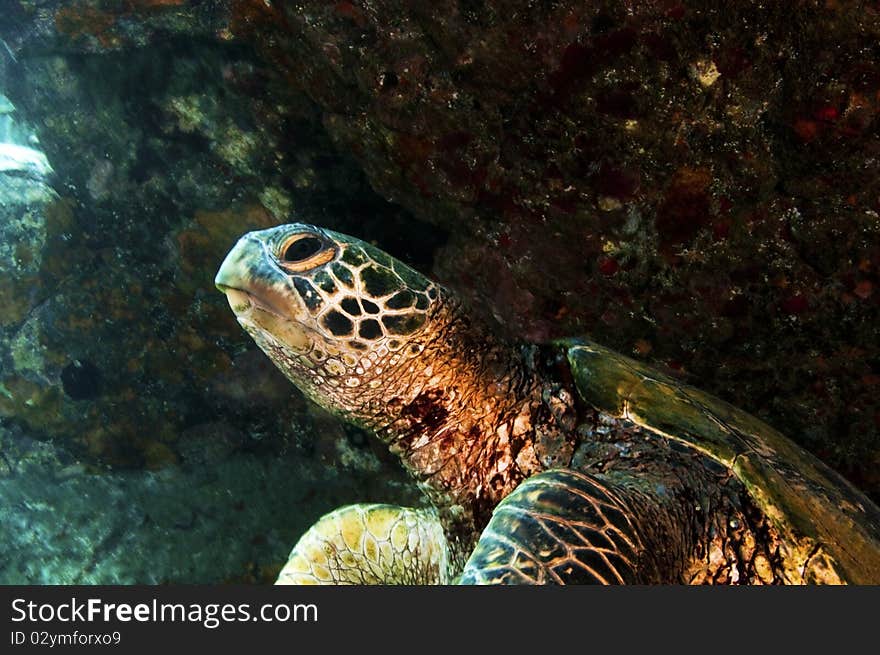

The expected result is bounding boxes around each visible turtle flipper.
[276,504,451,584]
[459,470,649,584]
[565,339,880,584]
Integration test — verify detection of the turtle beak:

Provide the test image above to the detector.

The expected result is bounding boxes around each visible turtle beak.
[215,236,254,293]
[215,237,258,315]
[216,233,314,353]
[215,235,294,318]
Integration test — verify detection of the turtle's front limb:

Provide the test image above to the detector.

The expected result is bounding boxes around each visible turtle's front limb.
[458,469,674,584]
[276,504,452,584]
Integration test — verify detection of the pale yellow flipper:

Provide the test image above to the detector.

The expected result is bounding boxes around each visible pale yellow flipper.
[276,504,451,585]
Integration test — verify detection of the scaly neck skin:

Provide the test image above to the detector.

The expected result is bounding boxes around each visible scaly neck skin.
[344,297,552,562]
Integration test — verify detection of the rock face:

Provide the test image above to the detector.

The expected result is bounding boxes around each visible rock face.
[0,0,878,583]
[0,423,419,583]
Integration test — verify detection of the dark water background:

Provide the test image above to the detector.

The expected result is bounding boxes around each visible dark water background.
[0,2,878,583]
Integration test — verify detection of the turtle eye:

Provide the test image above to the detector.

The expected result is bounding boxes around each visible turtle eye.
[278,234,335,272]
[284,237,323,262]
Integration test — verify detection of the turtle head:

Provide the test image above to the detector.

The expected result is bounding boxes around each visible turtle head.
[215,223,441,420]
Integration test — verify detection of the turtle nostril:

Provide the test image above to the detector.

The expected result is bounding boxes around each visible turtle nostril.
[283,236,323,263]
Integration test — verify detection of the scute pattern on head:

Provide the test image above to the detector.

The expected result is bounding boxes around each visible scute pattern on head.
[215,223,441,417]
[287,232,437,350]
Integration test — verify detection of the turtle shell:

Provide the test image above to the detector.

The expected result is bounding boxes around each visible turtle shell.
[564,338,880,584]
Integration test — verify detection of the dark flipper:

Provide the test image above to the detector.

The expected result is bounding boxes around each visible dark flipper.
[565,339,880,584]
[459,469,655,584]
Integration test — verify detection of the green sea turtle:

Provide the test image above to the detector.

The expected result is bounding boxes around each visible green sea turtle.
[215,223,880,584]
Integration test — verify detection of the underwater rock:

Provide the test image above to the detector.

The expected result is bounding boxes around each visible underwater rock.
[0,143,52,178]
[0,95,56,332]
[0,176,54,328]
[0,425,421,583]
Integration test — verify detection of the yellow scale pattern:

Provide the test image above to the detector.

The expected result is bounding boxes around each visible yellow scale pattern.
[276,504,450,585]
